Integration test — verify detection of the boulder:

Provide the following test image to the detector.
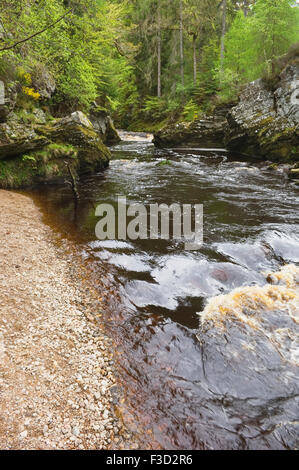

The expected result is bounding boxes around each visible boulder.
[0,119,49,160]
[37,111,111,173]
[89,105,120,145]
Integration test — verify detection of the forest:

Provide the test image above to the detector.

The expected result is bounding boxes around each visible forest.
[1,0,298,131]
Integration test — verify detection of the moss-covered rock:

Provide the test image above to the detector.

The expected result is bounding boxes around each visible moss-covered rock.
[37,111,111,174]
[153,104,232,148]
[0,110,111,188]
[225,63,299,162]
[0,143,78,188]
[0,118,49,160]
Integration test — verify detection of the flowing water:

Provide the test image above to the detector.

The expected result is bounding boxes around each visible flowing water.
[29,132,299,450]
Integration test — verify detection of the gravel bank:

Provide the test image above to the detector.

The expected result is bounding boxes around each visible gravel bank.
[0,189,133,450]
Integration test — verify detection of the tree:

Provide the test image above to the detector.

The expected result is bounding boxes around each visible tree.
[179,0,184,87]
[224,0,299,83]
[251,0,299,74]
[220,0,227,73]
[157,0,162,96]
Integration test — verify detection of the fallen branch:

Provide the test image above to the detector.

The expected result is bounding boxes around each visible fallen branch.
[0,9,72,52]
[64,160,79,201]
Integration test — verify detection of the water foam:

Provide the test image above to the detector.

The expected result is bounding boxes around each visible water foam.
[200,264,299,329]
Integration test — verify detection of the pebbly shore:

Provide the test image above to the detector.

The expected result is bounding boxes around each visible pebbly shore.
[0,189,136,450]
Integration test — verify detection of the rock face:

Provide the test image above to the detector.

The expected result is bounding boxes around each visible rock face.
[153,62,298,162]
[0,110,111,188]
[0,83,17,123]
[153,104,231,148]
[31,65,56,100]
[89,105,120,145]
[0,120,49,160]
[225,63,299,161]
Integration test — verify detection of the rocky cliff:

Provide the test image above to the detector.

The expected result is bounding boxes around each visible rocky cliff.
[225,63,299,161]
[154,62,299,163]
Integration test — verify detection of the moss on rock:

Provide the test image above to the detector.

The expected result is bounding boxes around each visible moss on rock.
[0,110,111,188]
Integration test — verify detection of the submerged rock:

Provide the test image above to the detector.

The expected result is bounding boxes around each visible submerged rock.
[197,264,299,449]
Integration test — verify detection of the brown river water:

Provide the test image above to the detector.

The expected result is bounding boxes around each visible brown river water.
[28,132,299,450]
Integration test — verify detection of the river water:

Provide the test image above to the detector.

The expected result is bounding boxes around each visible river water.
[30,132,299,450]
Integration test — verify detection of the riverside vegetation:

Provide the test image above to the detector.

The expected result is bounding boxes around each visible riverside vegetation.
[0,0,298,189]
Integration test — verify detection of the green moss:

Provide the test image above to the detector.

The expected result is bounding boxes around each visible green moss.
[270,127,296,143]
[258,116,275,127]
[127,119,168,133]
[0,111,111,188]
[157,159,172,166]
[0,142,79,189]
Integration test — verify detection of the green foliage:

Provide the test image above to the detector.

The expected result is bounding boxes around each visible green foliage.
[158,159,172,166]
[22,154,36,162]
[224,1,299,84]
[182,99,200,122]
[0,0,298,128]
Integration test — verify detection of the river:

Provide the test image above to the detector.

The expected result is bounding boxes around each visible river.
[29,131,299,450]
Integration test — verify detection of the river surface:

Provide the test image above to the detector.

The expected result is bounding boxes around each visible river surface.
[29,132,299,449]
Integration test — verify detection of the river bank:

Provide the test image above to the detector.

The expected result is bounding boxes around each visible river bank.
[0,189,138,450]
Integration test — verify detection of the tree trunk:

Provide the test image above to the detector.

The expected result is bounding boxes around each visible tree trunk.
[193,34,197,85]
[220,0,227,74]
[179,0,184,87]
[157,1,162,97]
[243,0,249,17]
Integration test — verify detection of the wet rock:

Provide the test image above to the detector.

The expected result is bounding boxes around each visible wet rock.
[89,104,120,145]
[288,166,299,179]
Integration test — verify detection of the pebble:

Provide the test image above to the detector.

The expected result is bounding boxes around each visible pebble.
[0,191,137,450]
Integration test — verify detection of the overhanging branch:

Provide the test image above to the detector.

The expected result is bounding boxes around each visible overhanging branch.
[0,9,72,52]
